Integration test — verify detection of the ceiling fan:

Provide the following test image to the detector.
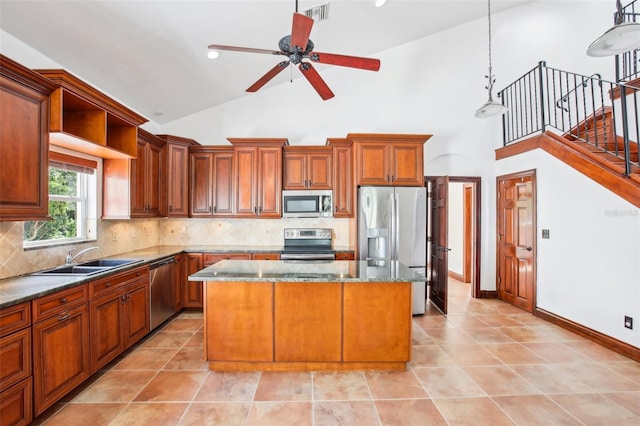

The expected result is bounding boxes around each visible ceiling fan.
[208,4,381,100]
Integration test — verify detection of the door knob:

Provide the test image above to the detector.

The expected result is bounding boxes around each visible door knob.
[525,246,533,251]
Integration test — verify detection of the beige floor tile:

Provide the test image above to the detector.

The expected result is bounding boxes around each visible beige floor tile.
[141,330,196,348]
[180,402,251,426]
[365,370,429,399]
[445,314,491,329]
[245,401,312,425]
[563,340,635,362]
[375,398,447,426]
[440,343,503,366]
[312,371,371,400]
[411,323,435,345]
[550,393,640,425]
[433,397,514,425]
[314,400,379,426]
[425,327,477,345]
[133,370,209,402]
[462,327,515,344]
[163,347,209,370]
[413,366,486,398]
[481,342,548,364]
[521,342,592,363]
[184,330,204,348]
[109,402,189,426]
[161,318,204,332]
[409,344,457,368]
[254,371,312,401]
[603,391,640,416]
[39,403,126,426]
[112,347,179,370]
[74,370,156,402]
[473,314,528,327]
[195,371,261,402]
[497,326,563,343]
[462,365,542,396]
[492,395,581,425]
[604,361,640,385]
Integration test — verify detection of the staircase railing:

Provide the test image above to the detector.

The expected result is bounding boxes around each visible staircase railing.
[615,0,639,82]
[498,61,639,176]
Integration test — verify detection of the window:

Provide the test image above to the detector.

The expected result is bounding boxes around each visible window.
[23,152,98,248]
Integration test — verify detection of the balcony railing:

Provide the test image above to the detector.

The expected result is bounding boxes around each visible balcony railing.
[616,0,640,82]
[498,61,639,176]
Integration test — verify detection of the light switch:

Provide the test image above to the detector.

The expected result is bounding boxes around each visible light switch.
[542,229,550,239]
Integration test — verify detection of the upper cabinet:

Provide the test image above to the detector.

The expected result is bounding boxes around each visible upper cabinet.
[283,146,332,190]
[327,138,354,218]
[229,138,287,218]
[350,133,432,187]
[103,129,165,219]
[189,146,234,217]
[158,135,198,218]
[0,55,57,221]
[35,69,147,160]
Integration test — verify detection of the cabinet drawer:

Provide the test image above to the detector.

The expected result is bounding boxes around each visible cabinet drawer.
[89,265,149,298]
[252,252,280,260]
[335,251,355,260]
[32,284,88,323]
[0,302,30,337]
[0,328,31,391]
[0,377,32,426]
[203,253,251,266]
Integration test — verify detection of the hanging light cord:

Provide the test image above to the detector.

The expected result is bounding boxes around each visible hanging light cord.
[485,0,496,100]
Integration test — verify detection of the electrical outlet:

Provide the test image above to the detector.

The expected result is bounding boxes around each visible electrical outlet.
[542,229,550,239]
[111,231,117,242]
[624,316,633,330]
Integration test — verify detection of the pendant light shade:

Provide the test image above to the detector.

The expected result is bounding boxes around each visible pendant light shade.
[587,1,640,57]
[475,0,507,119]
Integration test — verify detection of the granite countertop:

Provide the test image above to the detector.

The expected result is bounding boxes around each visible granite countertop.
[189,259,423,283]
[0,245,355,309]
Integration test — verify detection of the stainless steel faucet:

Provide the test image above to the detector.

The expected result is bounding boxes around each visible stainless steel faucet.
[65,246,99,265]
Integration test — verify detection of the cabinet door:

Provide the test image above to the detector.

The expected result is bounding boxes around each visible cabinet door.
[183,253,204,308]
[257,147,282,217]
[332,143,353,217]
[282,152,306,189]
[123,280,149,348]
[130,140,148,216]
[355,142,390,185]
[145,140,163,216]
[212,151,234,215]
[33,303,90,416]
[307,152,332,189]
[205,281,273,362]
[252,253,280,260]
[390,143,423,186]
[173,255,184,312]
[274,282,341,361]
[0,63,52,221]
[190,152,213,217]
[234,147,258,216]
[0,377,32,426]
[167,143,189,217]
[0,328,31,390]
[89,291,124,373]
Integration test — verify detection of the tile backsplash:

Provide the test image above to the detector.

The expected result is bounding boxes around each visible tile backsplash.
[0,218,350,279]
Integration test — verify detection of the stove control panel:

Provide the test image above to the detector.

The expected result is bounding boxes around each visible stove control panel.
[284,228,332,240]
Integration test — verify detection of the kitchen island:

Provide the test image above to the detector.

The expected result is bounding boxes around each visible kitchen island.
[189,259,421,372]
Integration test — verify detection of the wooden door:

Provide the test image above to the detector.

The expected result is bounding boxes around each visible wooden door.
[391,143,423,186]
[183,253,203,308]
[307,152,332,189]
[282,151,306,189]
[212,151,234,215]
[130,140,147,216]
[355,142,389,185]
[167,143,189,217]
[331,142,354,217]
[89,291,124,373]
[429,176,449,314]
[146,140,163,216]
[190,152,213,217]
[123,280,150,347]
[234,147,258,216]
[497,172,536,312]
[257,147,282,217]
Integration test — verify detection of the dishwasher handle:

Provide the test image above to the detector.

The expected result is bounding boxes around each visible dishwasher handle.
[149,256,176,270]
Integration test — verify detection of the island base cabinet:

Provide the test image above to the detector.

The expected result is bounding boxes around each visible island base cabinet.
[33,303,90,416]
[274,282,341,362]
[0,378,32,426]
[205,282,273,362]
[343,282,412,362]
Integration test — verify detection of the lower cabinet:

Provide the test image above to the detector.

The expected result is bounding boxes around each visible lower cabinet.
[32,302,90,416]
[251,252,280,260]
[0,378,32,426]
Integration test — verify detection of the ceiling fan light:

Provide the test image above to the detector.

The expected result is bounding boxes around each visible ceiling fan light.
[374,0,388,8]
[474,99,508,118]
[587,21,640,57]
[207,49,220,59]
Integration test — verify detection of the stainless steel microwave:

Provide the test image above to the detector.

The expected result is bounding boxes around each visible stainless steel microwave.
[282,190,333,218]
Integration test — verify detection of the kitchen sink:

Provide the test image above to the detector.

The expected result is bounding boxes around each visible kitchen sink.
[34,259,141,276]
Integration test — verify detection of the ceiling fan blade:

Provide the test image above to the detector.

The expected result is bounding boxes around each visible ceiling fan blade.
[299,62,334,100]
[246,61,289,92]
[291,13,314,52]
[208,44,282,56]
[308,52,381,71]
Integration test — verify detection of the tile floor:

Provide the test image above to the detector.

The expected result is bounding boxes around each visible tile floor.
[34,278,640,425]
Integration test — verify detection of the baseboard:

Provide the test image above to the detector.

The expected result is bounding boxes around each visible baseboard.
[535,307,640,363]
[448,271,464,281]
[478,290,498,299]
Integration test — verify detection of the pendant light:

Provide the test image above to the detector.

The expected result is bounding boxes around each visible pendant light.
[587,0,640,57]
[475,0,508,118]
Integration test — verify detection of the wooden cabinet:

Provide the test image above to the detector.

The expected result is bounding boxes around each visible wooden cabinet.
[0,301,32,425]
[334,251,355,260]
[342,282,411,362]
[190,147,234,217]
[158,135,198,218]
[252,252,280,260]
[350,134,431,186]
[130,129,165,217]
[183,253,204,308]
[89,266,149,372]
[32,286,90,416]
[204,253,251,264]
[205,281,274,362]
[283,146,332,190]
[327,138,354,217]
[173,254,184,312]
[0,55,56,221]
[229,138,287,218]
[274,282,341,361]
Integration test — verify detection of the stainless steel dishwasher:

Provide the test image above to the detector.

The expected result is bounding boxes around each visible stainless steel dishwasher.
[149,256,177,330]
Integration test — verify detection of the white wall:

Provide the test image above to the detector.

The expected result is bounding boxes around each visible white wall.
[448,182,464,276]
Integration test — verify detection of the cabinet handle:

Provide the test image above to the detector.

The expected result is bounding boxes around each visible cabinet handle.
[58,312,70,321]
[137,272,141,276]
[105,282,112,287]
[335,205,338,212]
[60,297,68,303]
[213,206,217,213]
[169,205,173,212]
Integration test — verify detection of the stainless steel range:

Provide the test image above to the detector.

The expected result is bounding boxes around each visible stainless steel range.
[280,228,336,261]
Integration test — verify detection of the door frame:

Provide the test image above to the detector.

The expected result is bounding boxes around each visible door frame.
[425,176,482,299]
[496,169,537,311]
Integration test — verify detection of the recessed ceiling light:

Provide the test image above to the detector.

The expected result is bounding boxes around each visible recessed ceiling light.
[374,0,388,7]
[153,111,164,117]
[207,49,220,59]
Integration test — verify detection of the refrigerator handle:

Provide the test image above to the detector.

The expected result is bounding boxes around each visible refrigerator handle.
[394,192,400,260]
[389,192,395,261]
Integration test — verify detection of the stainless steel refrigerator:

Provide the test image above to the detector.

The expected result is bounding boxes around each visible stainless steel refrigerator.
[358,186,427,315]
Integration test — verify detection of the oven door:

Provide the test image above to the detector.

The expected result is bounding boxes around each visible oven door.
[280,251,336,261]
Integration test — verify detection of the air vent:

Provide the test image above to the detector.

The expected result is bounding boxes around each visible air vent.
[304,3,329,21]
